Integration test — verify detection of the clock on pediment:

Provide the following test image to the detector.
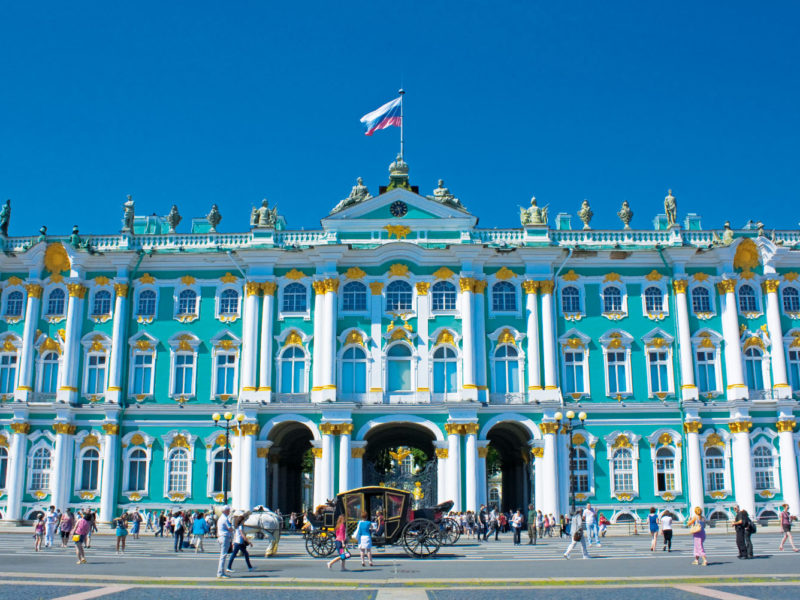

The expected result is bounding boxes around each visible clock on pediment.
[390,200,408,218]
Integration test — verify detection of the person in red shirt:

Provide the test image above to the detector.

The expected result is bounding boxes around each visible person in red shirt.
[72,510,92,564]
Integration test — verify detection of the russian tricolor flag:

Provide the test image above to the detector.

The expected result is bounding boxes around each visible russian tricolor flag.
[360,97,402,136]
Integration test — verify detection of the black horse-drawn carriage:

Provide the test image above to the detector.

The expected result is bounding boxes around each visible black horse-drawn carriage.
[304,486,455,558]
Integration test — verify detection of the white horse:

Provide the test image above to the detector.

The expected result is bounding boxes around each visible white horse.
[213,506,283,557]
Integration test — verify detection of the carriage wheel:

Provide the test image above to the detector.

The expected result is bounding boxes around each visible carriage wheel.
[402,518,442,558]
[439,517,461,545]
[305,530,336,558]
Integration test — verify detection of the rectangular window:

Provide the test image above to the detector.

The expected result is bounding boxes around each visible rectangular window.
[789,350,800,390]
[564,351,584,394]
[433,360,457,394]
[0,355,16,394]
[342,360,367,394]
[648,350,669,394]
[86,355,107,394]
[614,471,633,492]
[81,458,99,490]
[696,350,717,393]
[607,351,627,394]
[656,460,676,492]
[215,354,236,395]
[388,361,412,392]
[173,354,194,395]
[132,354,153,395]
[128,460,146,491]
[706,471,725,492]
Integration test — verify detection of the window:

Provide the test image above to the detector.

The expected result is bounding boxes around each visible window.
[138,290,156,317]
[648,350,669,394]
[387,344,413,392]
[738,284,757,313]
[46,288,65,315]
[644,286,663,312]
[342,282,367,312]
[572,447,590,493]
[85,354,107,394]
[488,488,500,506]
[784,288,800,313]
[38,352,59,394]
[562,286,580,313]
[5,291,23,317]
[0,354,17,393]
[789,348,800,390]
[655,447,676,492]
[173,354,194,395]
[432,346,458,394]
[0,447,7,489]
[341,346,367,395]
[167,449,190,493]
[127,448,147,492]
[131,353,154,395]
[692,287,711,313]
[282,282,307,313]
[606,351,628,394]
[30,447,51,491]
[494,345,520,394]
[563,350,585,394]
[279,346,306,394]
[753,446,775,491]
[492,282,516,312]
[79,448,100,490]
[612,448,634,492]
[177,290,197,315]
[219,289,239,315]
[744,347,765,391]
[92,290,112,316]
[215,353,236,395]
[212,448,232,494]
[386,281,413,312]
[431,281,456,311]
[704,447,726,493]
[696,349,718,393]
[603,286,622,312]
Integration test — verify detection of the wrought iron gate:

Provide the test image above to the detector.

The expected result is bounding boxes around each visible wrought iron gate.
[363,458,438,508]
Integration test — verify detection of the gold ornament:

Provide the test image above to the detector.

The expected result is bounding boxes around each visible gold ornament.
[284,269,307,280]
[44,243,71,274]
[344,267,366,280]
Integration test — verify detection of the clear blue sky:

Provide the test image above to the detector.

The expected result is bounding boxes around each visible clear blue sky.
[1,1,798,235]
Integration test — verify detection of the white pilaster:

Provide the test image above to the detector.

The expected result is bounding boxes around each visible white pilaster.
[311,281,325,401]
[321,279,338,402]
[15,284,41,402]
[321,429,335,502]
[99,423,119,523]
[777,413,800,515]
[459,278,477,401]
[5,423,29,521]
[540,422,559,516]
[673,280,698,401]
[539,282,558,397]
[240,283,261,398]
[105,283,129,404]
[523,282,541,395]
[230,436,241,509]
[369,283,383,401]
[237,426,257,510]
[350,442,366,489]
[338,426,351,494]
[763,279,790,397]
[56,284,86,404]
[51,424,75,509]
[718,279,747,400]
[416,283,430,396]
[684,421,704,511]
[532,442,545,513]
[446,427,462,511]
[435,443,448,505]
[473,281,488,401]
[477,442,489,508]
[464,425,478,512]
[259,282,276,400]
[730,420,755,515]
[311,443,323,508]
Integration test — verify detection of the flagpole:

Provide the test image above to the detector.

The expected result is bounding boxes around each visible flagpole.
[399,88,405,161]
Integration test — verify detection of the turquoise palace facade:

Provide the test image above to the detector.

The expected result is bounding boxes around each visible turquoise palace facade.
[0,157,798,525]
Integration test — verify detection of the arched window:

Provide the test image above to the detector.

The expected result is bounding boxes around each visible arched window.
[432,346,458,394]
[644,286,663,312]
[5,291,23,317]
[167,448,190,493]
[30,447,51,491]
[386,281,413,312]
[127,448,147,492]
[562,286,580,313]
[79,448,100,490]
[92,290,112,316]
[177,289,197,315]
[212,448,232,494]
[493,345,520,394]
[342,282,367,312]
[612,448,634,492]
[38,352,59,394]
[655,447,676,493]
[704,447,725,492]
[492,282,516,312]
[282,282,307,313]
[744,347,765,390]
[86,354,107,394]
[572,447,590,493]
[603,286,622,312]
[46,288,65,315]
[215,353,237,395]
[431,281,456,311]
[692,287,711,313]
[341,346,367,395]
[0,353,18,394]
[219,289,239,315]
[784,287,800,313]
[738,284,757,312]
[138,290,156,317]
[753,446,775,490]
[387,344,412,392]
[0,446,8,489]
[279,346,306,394]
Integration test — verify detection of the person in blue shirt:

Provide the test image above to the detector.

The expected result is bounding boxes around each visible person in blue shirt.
[355,511,374,567]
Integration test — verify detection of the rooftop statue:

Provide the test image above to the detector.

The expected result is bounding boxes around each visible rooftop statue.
[166,205,182,233]
[207,204,222,233]
[664,189,677,227]
[617,200,633,229]
[432,179,463,208]
[0,199,10,237]
[757,221,765,238]
[251,199,278,229]
[578,199,593,230]
[37,225,47,244]
[331,177,372,213]
[69,225,81,248]
[121,195,135,233]
[520,196,548,226]
[722,221,734,245]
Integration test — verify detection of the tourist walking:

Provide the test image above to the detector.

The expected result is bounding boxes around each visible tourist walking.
[648,507,659,551]
[227,514,254,573]
[479,505,488,541]
[172,511,186,552]
[355,511,374,567]
[511,509,523,545]
[536,510,544,538]
[114,513,128,554]
[563,509,589,559]
[327,515,349,571]
[44,506,57,548]
[193,511,209,552]
[157,511,166,536]
[59,510,74,548]
[661,511,673,552]
[598,513,609,537]
[527,504,537,545]
[583,503,600,546]
[733,505,754,559]
[216,505,233,579]
[131,508,142,540]
[72,511,91,565]
[687,506,708,566]
[779,504,799,552]
[33,515,44,552]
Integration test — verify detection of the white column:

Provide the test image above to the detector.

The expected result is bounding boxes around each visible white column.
[254,443,271,508]
[5,423,29,521]
[718,279,747,399]
[240,282,261,395]
[321,427,335,502]
[523,281,541,395]
[237,425,257,510]
[473,281,488,400]
[15,284,42,401]
[673,280,698,401]
[446,426,462,511]
[684,421,704,511]
[311,444,323,508]
[321,278,338,402]
[311,281,326,400]
[730,420,755,515]
[763,279,789,396]
[557,428,570,512]
[540,422,560,516]
[459,278,477,400]
[477,443,489,508]
[230,436,241,509]
[57,284,86,403]
[464,424,478,512]
[51,424,75,509]
[539,282,558,393]
[369,282,383,401]
[99,423,119,523]
[259,282,276,398]
[435,444,448,505]
[777,418,800,515]
[532,444,545,513]
[338,425,352,494]
[350,443,366,489]
[106,284,129,403]
[416,283,430,396]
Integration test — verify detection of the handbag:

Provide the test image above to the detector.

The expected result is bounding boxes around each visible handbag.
[72,534,81,542]
[690,523,701,534]
[572,529,582,542]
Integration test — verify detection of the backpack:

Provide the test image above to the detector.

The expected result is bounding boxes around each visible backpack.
[748,521,757,534]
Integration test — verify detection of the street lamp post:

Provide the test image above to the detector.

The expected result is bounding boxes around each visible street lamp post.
[554,410,587,515]
[212,411,244,505]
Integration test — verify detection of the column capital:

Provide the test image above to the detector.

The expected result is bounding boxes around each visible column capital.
[716,279,737,295]
[683,421,702,434]
[435,448,449,459]
[323,278,340,294]
[239,423,260,436]
[728,420,752,434]
[762,279,781,294]
[672,279,689,294]
[415,281,430,295]
[311,447,323,459]
[473,280,487,294]
[101,423,120,435]
[477,447,489,458]
[522,280,539,294]
[459,277,475,293]
[113,283,129,298]
[444,422,478,435]
[10,422,30,434]
[245,281,262,296]
[538,421,559,435]
[538,280,555,295]
[531,447,544,458]
[256,447,269,458]
[351,447,366,459]
[67,284,87,299]
[312,280,327,295]
[53,423,77,435]
[261,281,277,296]
[776,419,796,433]
[369,281,383,295]
[24,283,43,298]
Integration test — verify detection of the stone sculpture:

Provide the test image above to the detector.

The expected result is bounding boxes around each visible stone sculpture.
[166,205,182,233]
[122,195,135,233]
[432,179,462,208]
[617,201,633,229]
[0,199,10,236]
[331,177,372,213]
[207,204,222,233]
[664,189,677,227]
[251,199,278,229]
[578,199,593,230]
[520,197,548,226]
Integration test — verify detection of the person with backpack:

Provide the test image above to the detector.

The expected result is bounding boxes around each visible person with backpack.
[172,511,186,552]
[733,505,754,559]
[193,511,210,552]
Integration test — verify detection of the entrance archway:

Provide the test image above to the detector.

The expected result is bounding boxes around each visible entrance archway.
[266,421,314,513]
[485,421,534,512]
